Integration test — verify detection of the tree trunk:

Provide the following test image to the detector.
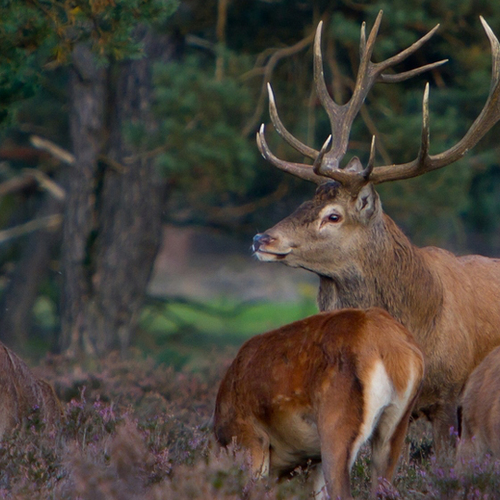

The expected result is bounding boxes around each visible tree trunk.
[0,194,62,350]
[60,44,106,356]
[85,28,165,354]
[60,31,165,356]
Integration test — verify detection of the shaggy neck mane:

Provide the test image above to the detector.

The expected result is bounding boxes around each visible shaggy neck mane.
[317,213,442,336]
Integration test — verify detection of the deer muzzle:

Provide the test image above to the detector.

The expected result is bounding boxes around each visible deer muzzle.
[252,233,292,261]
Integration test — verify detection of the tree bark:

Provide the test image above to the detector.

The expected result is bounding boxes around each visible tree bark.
[60,44,106,356]
[60,31,165,356]
[85,28,165,354]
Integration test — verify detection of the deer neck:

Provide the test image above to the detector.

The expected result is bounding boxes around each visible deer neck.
[317,214,442,334]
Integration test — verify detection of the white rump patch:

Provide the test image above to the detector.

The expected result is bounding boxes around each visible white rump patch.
[349,360,393,468]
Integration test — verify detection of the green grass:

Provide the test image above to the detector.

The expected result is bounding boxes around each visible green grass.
[32,292,319,369]
[137,296,318,369]
[140,297,318,337]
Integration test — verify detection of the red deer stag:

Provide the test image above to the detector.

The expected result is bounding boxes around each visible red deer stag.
[214,308,424,499]
[456,345,500,465]
[0,342,62,437]
[252,12,500,451]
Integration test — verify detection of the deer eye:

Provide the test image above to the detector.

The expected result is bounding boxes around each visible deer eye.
[327,213,342,223]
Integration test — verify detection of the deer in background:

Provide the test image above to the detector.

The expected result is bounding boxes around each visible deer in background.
[214,308,424,500]
[456,345,500,465]
[0,342,62,438]
[252,12,500,452]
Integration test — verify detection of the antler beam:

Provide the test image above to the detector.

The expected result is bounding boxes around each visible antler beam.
[257,12,500,194]
[369,16,500,184]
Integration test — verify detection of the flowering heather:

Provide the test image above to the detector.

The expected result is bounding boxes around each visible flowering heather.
[0,349,495,498]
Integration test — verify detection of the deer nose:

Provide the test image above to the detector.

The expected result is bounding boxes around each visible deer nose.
[252,233,275,252]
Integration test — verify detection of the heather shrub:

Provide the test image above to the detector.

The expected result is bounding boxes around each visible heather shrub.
[0,349,496,498]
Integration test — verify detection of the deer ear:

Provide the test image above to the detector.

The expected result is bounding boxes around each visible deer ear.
[345,156,363,173]
[355,183,378,222]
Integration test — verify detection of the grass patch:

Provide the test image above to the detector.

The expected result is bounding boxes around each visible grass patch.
[140,296,318,337]
[32,292,319,369]
[137,296,318,369]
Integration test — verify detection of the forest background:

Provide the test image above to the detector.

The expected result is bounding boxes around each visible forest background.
[1,1,500,498]
[1,0,500,361]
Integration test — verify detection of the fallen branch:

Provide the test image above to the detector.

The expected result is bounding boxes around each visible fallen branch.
[0,214,62,244]
[0,175,37,197]
[0,169,66,200]
[30,135,75,165]
[24,169,66,200]
[241,29,316,137]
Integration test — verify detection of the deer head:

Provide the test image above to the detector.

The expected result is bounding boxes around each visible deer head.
[253,12,500,279]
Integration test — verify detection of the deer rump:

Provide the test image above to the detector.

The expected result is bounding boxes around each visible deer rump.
[214,308,424,499]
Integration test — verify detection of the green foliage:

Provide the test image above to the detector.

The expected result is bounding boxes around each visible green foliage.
[153,54,259,209]
[0,0,178,124]
[137,296,317,370]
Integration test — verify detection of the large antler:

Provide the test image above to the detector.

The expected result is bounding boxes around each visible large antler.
[257,12,500,194]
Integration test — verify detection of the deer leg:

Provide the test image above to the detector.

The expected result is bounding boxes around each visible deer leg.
[317,412,358,500]
[310,466,329,500]
[430,401,459,457]
[246,435,271,478]
[320,444,353,500]
[370,404,413,498]
[456,413,485,471]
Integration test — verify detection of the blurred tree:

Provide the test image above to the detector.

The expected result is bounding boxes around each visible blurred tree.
[1,0,500,355]
[0,0,178,355]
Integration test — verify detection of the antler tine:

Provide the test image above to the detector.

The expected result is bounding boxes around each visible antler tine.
[314,21,342,127]
[379,59,448,84]
[419,83,431,163]
[367,135,377,173]
[361,10,384,70]
[369,17,500,185]
[359,22,366,58]
[267,83,319,160]
[256,124,324,184]
[313,13,384,176]
[313,135,332,174]
[481,16,500,91]
[375,23,442,77]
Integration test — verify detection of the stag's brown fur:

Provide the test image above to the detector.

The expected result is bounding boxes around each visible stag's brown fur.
[253,15,500,453]
[214,308,424,499]
[254,180,500,450]
[456,345,500,464]
[0,342,62,437]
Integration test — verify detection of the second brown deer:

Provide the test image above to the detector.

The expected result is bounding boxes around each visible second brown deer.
[0,342,62,438]
[252,12,500,452]
[456,345,500,466]
[214,308,424,499]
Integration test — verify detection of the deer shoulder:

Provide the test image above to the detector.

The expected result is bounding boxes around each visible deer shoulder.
[214,308,424,500]
[0,343,62,438]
